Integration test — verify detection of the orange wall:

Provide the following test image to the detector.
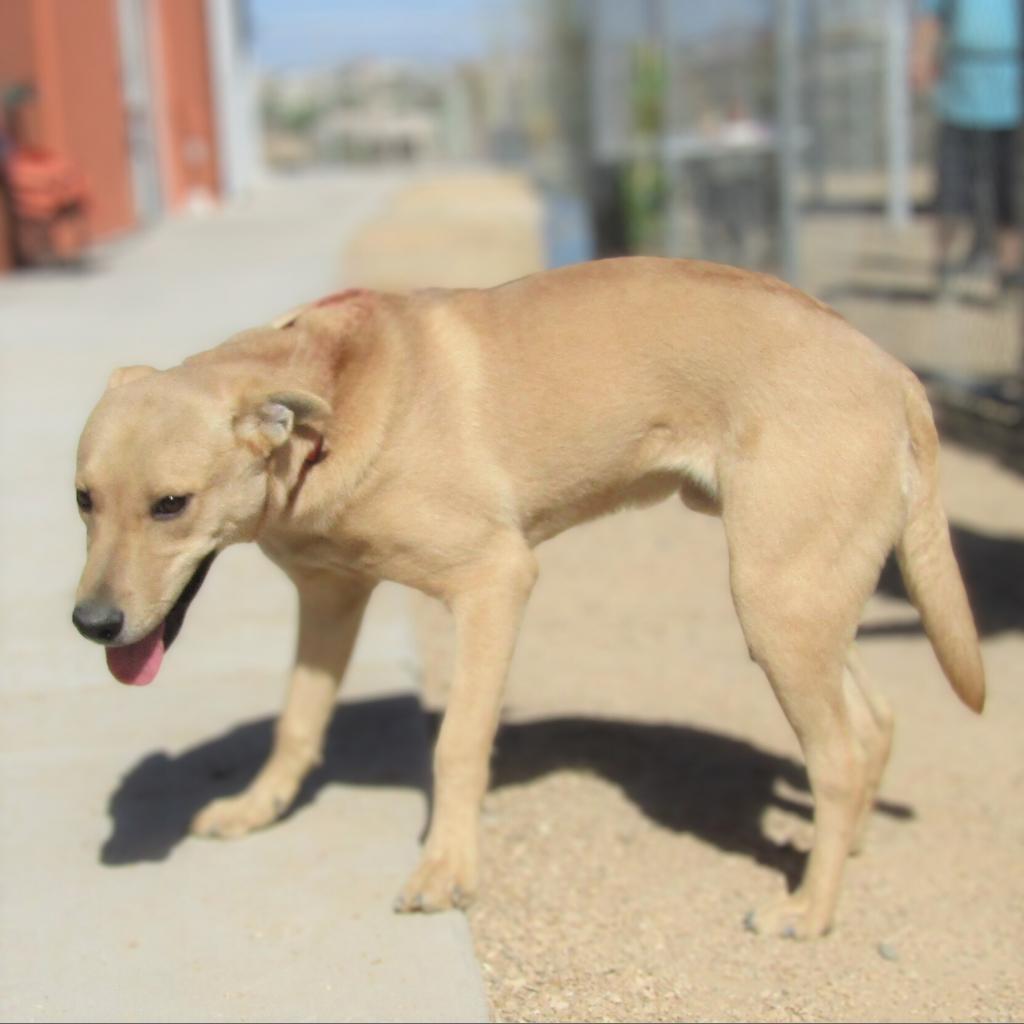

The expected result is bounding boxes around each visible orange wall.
[0,0,136,238]
[42,0,136,235]
[151,0,220,209]
[0,0,223,267]
[0,0,35,86]
[0,0,35,269]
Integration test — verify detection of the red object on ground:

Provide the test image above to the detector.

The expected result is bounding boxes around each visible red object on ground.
[7,146,89,218]
[5,145,91,262]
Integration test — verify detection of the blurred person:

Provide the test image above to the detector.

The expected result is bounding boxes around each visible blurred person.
[0,86,90,266]
[912,0,1023,292]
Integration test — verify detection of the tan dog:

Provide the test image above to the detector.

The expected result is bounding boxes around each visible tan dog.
[73,257,984,938]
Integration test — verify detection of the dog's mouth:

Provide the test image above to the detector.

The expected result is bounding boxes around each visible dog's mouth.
[106,551,217,687]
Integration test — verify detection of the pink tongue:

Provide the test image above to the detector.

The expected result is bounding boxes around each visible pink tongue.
[106,624,166,686]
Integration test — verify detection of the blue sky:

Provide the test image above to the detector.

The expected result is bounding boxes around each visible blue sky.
[249,0,493,69]
[249,0,770,72]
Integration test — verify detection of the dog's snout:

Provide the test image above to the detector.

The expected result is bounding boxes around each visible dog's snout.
[72,601,125,644]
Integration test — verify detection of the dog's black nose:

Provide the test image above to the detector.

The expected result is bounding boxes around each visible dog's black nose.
[72,601,124,643]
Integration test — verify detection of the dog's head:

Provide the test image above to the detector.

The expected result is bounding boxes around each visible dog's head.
[72,361,329,686]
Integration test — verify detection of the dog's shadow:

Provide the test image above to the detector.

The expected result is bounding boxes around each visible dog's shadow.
[101,698,913,889]
[100,694,430,866]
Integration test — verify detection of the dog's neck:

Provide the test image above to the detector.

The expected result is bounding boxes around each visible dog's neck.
[225,313,402,536]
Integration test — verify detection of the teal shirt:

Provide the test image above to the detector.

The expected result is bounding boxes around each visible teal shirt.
[922,0,1022,127]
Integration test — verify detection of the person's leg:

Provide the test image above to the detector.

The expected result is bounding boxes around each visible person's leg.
[992,129,1022,287]
[960,130,995,272]
[933,123,967,289]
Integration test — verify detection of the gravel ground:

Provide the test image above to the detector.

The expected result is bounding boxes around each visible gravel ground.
[344,170,544,291]
[413,445,1024,1023]
[347,169,1024,1022]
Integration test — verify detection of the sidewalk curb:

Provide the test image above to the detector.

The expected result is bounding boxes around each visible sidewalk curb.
[0,173,489,1023]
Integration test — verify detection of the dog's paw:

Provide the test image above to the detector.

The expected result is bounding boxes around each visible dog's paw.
[190,790,287,840]
[394,851,476,914]
[743,895,832,940]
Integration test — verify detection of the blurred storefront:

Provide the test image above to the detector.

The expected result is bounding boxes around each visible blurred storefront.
[0,0,262,272]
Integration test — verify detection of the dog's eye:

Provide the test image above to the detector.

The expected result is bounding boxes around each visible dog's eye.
[151,494,190,519]
[76,488,92,513]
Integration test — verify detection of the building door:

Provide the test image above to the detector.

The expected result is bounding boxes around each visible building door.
[116,0,164,224]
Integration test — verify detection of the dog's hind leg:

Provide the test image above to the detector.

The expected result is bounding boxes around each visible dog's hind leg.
[726,499,896,937]
[192,572,373,839]
[395,536,537,913]
[741,620,865,938]
[844,645,894,854]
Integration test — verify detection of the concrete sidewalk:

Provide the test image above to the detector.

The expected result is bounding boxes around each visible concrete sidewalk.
[0,171,488,1022]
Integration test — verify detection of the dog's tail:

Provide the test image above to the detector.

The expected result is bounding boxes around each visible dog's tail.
[895,373,985,712]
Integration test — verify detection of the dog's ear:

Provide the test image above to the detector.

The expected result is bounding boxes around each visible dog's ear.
[107,365,157,390]
[236,390,332,452]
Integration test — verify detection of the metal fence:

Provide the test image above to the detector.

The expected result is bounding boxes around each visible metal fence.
[524,0,1022,456]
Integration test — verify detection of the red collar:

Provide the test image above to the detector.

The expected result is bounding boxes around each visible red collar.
[305,434,326,466]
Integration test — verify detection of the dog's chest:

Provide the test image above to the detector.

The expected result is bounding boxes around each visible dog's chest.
[257,518,446,593]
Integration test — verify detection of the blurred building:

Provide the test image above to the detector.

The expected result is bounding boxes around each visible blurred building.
[0,0,262,271]
[261,59,483,170]
[521,0,923,273]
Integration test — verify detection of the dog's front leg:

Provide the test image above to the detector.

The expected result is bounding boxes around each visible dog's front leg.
[192,572,373,840]
[396,542,537,912]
